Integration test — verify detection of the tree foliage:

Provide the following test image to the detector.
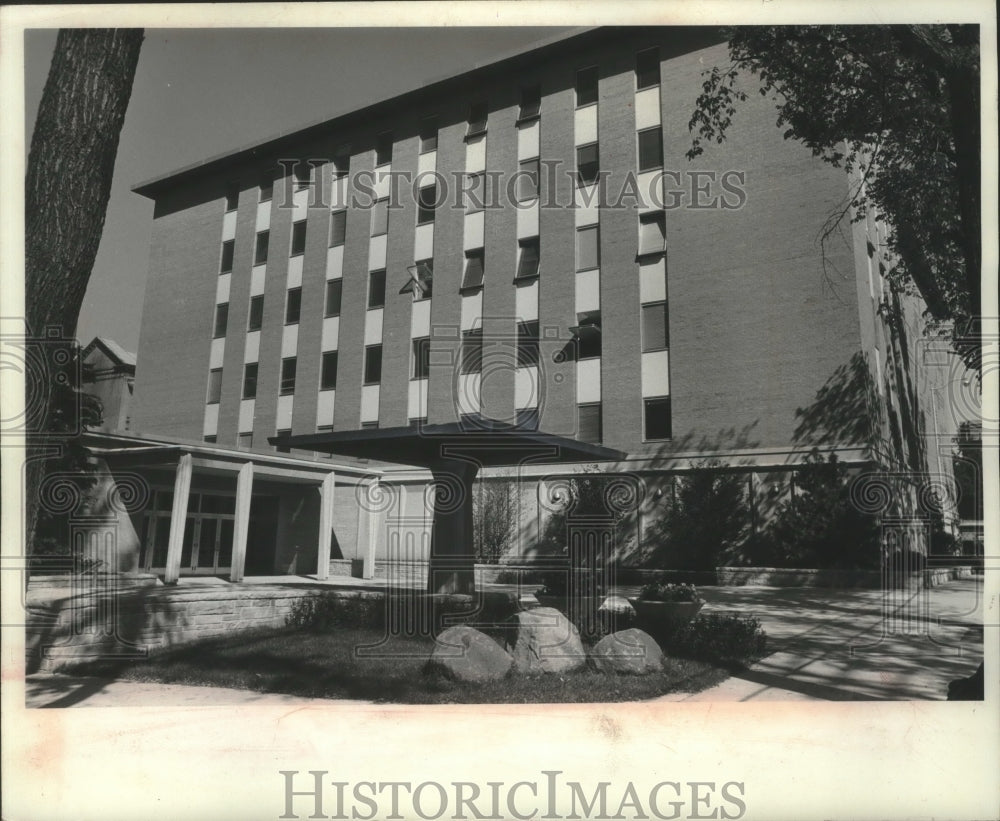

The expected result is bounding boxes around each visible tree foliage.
[472,470,518,564]
[688,26,980,369]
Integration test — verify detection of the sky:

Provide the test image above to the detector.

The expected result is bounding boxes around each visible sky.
[24,27,574,353]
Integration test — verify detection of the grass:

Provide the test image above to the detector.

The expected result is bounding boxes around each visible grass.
[62,625,732,704]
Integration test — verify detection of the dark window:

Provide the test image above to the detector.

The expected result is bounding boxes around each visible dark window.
[291,220,307,255]
[368,269,386,309]
[576,225,599,271]
[412,337,430,379]
[325,279,342,317]
[364,344,382,384]
[577,143,599,186]
[517,158,540,202]
[409,417,427,428]
[213,303,229,338]
[329,210,347,246]
[294,163,311,191]
[516,407,539,430]
[285,287,301,324]
[519,84,541,120]
[280,357,297,395]
[375,132,393,166]
[578,403,602,444]
[361,421,379,430]
[517,320,540,367]
[238,432,253,450]
[204,434,217,444]
[638,211,666,256]
[259,175,273,202]
[320,351,338,390]
[461,329,483,373]
[638,127,663,172]
[636,48,660,90]
[465,173,486,212]
[220,239,235,274]
[275,429,291,454]
[371,198,388,236]
[206,368,223,404]
[225,186,239,212]
[467,102,488,138]
[575,311,602,359]
[417,185,437,225]
[641,301,669,352]
[644,396,672,440]
[248,295,264,331]
[419,117,438,153]
[255,230,270,265]
[462,249,485,291]
[242,363,258,399]
[576,66,598,107]
[409,259,433,300]
[516,238,540,280]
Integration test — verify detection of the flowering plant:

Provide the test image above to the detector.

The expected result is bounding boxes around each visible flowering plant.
[636,581,702,604]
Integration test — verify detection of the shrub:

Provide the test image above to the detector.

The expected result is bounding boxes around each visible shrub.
[664,614,767,669]
[286,594,384,631]
[636,581,702,603]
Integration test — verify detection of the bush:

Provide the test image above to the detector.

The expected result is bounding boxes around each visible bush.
[664,614,767,669]
[636,581,702,603]
[286,594,384,631]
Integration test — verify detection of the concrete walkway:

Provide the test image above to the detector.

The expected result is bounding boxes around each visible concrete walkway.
[24,579,985,707]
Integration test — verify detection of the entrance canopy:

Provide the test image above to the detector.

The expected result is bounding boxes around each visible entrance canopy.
[271,419,625,595]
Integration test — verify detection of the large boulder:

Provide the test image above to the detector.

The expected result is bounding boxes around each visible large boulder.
[427,625,513,683]
[590,628,663,675]
[505,607,586,674]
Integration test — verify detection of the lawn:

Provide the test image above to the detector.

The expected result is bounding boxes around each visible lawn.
[63,626,733,704]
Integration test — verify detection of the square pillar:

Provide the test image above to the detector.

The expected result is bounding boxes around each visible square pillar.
[363,478,380,580]
[163,453,193,584]
[316,471,336,580]
[229,461,254,582]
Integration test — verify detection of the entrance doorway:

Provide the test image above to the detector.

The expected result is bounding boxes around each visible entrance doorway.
[140,489,236,576]
[244,496,280,575]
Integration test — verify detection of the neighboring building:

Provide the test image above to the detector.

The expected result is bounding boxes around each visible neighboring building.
[81,336,136,432]
[118,26,967,582]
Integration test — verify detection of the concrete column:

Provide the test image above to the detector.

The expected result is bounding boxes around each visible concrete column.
[316,472,336,580]
[427,459,478,595]
[229,461,254,582]
[363,478,380,580]
[163,453,193,584]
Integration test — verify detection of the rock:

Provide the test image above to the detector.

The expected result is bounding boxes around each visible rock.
[598,595,635,617]
[505,607,586,674]
[590,629,663,675]
[426,626,513,683]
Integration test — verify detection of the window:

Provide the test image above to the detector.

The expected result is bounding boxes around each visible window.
[576,225,599,271]
[517,320,540,367]
[321,351,338,390]
[325,279,342,317]
[247,295,264,331]
[417,185,437,225]
[375,132,393,166]
[285,287,302,324]
[206,368,223,404]
[364,344,383,384]
[516,238,540,281]
[467,102,488,138]
[225,186,239,212]
[275,429,291,454]
[371,198,388,236]
[462,249,485,291]
[259,175,273,202]
[419,117,438,153]
[329,210,347,247]
[577,143,599,186]
[636,48,660,90]
[412,337,430,379]
[220,239,235,274]
[409,417,427,428]
[203,434,217,444]
[213,303,229,338]
[332,153,349,179]
[578,403,602,444]
[407,259,433,300]
[279,357,297,395]
[254,230,270,265]
[574,310,602,359]
[641,301,669,352]
[516,408,539,430]
[242,363,258,399]
[294,163,311,191]
[638,212,666,256]
[361,421,379,430]
[644,396,672,440]
[238,432,253,450]
[368,269,386,309]
[461,329,483,373]
[576,66,598,107]
[517,158,540,202]
[519,84,541,121]
[638,127,663,172]
[291,220,307,255]
[465,173,485,213]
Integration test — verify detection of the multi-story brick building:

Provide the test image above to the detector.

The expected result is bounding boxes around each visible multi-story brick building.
[112,26,962,584]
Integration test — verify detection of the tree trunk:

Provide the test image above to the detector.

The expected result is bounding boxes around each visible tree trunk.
[24,29,144,564]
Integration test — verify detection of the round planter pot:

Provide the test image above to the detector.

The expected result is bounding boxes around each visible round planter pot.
[627,599,703,639]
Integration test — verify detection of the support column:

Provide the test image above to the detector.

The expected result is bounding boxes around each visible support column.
[229,461,254,582]
[316,472,336,581]
[163,453,193,584]
[363,478,380,580]
[427,459,478,595]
